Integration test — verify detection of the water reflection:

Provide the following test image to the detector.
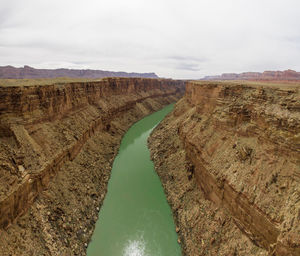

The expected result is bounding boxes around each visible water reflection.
[123,238,147,256]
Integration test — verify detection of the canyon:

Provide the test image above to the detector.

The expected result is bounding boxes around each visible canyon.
[149,81,300,255]
[0,77,184,255]
[0,77,299,256]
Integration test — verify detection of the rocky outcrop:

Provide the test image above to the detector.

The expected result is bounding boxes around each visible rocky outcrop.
[149,81,300,255]
[0,78,184,233]
[0,65,158,79]
[203,69,300,81]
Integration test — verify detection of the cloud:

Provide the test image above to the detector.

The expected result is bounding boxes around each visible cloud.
[175,63,201,72]
[168,56,207,62]
[0,0,300,79]
[167,56,205,72]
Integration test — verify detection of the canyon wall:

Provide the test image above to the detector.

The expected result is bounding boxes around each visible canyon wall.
[0,78,184,232]
[149,81,300,255]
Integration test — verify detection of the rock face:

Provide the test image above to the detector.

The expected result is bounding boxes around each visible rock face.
[149,81,300,255]
[203,69,300,81]
[0,65,159,79]
[0,77,185,255]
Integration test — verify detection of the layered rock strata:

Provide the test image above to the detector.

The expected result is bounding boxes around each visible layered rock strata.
[0,77,184,255]
[202,69,300,81]
[0,65,158,79]
[149,81,300,255]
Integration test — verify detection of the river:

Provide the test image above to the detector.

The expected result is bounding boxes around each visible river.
[87,103,181,256]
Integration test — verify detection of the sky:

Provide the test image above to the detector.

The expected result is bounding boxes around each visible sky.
[1,0,300,79]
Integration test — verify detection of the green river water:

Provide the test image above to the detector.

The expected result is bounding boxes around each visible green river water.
[87,104,181,256]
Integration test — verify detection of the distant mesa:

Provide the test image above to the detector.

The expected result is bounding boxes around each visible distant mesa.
[0,65,159,79]
[202,69,300,81]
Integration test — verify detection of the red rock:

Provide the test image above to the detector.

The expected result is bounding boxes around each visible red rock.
[202,69,300,81]
[0,65,159,79]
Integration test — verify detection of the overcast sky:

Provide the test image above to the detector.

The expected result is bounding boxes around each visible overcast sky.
[1,0,300,79]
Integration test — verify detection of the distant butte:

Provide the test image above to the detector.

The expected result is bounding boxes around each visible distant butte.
[202,69,300,80]
[0,65,159,79]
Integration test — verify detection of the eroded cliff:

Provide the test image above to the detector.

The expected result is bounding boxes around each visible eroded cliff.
[0,65,158,79]
[0,77,184,255]
[203,69,300,81]
[149,81,300,255]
